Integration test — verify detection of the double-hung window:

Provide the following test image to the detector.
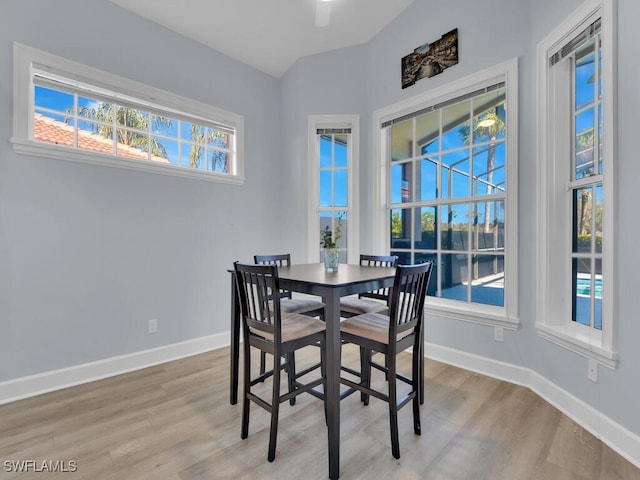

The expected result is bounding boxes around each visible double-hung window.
[373,59,518,328]
[12,42,244,184]
[308,115,359,263]
[536,0,617,367]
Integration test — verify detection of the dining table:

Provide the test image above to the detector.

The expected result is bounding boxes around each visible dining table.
[229,262,397,480]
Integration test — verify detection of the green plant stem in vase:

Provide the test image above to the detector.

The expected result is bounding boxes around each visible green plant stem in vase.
[321,214,343,272]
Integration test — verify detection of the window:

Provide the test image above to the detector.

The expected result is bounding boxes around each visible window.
[373,59,518,328]
[536,0,617,367]
[308,115,359,263]
[12,42,244,184]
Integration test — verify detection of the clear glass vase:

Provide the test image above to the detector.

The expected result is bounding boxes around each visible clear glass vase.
[323,248,339,272]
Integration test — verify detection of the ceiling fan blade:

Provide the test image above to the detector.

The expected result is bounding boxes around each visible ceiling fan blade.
[315,1,331,27]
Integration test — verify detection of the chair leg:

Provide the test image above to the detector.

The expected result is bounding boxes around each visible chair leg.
[387,353,400,459]
[412,346,422,436]
[268,352,281,462]
[241,345,251,440]
[359,347,371,406]
[259,351,267,379]
[287,352,296,406]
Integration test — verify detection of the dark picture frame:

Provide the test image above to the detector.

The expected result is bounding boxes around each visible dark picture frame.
[401,28,459,89]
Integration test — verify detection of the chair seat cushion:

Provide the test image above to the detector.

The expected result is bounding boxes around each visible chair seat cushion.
[253,313,326,343]
[340,313,411,345]
[279,298,325,315]
[340,297,388,315]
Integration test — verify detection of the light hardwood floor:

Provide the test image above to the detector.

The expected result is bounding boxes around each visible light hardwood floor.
[1,345,639,480]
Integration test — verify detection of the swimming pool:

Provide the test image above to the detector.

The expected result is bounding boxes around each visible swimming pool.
[576,277,602,298]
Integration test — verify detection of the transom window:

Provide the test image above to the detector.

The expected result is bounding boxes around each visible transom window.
[12,42,244,183]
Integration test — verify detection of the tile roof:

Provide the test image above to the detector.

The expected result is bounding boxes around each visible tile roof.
[33,113,169,164]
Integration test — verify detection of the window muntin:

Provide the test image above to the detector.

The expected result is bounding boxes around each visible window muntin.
[387,86,507,308]
[13,43,244,183]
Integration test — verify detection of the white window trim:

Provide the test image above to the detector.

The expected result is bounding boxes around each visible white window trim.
[307,114,360,263]
[535,0,618,369]
[372,58,519,329]
[11,42,245,184]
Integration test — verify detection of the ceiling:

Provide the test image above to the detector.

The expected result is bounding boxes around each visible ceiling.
[109,0,415,78]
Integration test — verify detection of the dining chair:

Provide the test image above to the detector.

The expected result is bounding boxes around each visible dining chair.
[339,261,433,459]
[254,254,325,383]
[339,254,398,318]
[234,261,326,462]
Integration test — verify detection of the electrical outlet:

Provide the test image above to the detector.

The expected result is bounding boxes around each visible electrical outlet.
[494,326,504,342]
[148,319,158,334]
[588,359,598,383]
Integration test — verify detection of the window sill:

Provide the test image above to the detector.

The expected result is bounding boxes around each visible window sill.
[426,300,519,331]
[536,322,618,369]
[11,138,245,185]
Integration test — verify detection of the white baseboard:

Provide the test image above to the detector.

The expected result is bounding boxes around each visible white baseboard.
[425,342,640,470]
[0,332,229,405]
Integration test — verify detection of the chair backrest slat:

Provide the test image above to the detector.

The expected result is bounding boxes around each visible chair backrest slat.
[387,262,433,344]
[359,254,398,301]
[235,262,281,339]
[254,254,292,300]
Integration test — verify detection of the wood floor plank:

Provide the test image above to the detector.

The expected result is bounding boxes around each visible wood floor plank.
[0,345,638,479]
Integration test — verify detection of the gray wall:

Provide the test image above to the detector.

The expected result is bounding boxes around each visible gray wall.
[1,0,639,444]
[0,0,284,380]
[281,0,640,439]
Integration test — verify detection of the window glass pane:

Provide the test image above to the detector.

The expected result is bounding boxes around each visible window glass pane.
[420,157,438,201]
[153,137,176,164]
[390,208,411,250]
[334,169,348,207]
[442,150,470,198]
[320,134,332,167]
[79,121,114,154]
[572,257,592,327]
[595,258,602,330]
[441,203,468,251]
[574,38,595,110]
[151,114,177,137]
[473,200,504,251]
[415,110,440,155]
[595,184,602,253]
[116,106,148,129]
[209,150,228,172]
[319,170,332,207]
[575,108,595,179]
[471,255,504,306]
[391,162,412,204]
[34,85,73,113]
[391,119,413,161]
[441,253,468,301]
[391,250,412,265]
[598,103,603,174]
[473,143,506,196]
[334,134,348,167]
[77,97,113,123]
[419,206,437,249]
[181,143,202,168]
[597,35,602,99]
[442,100,470,151]
[573,187,592,254]
[473,90,506,145]
[182,122,205,143]
[35,111,74,147]
[206,129,228,148]
[415,252,438,296]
